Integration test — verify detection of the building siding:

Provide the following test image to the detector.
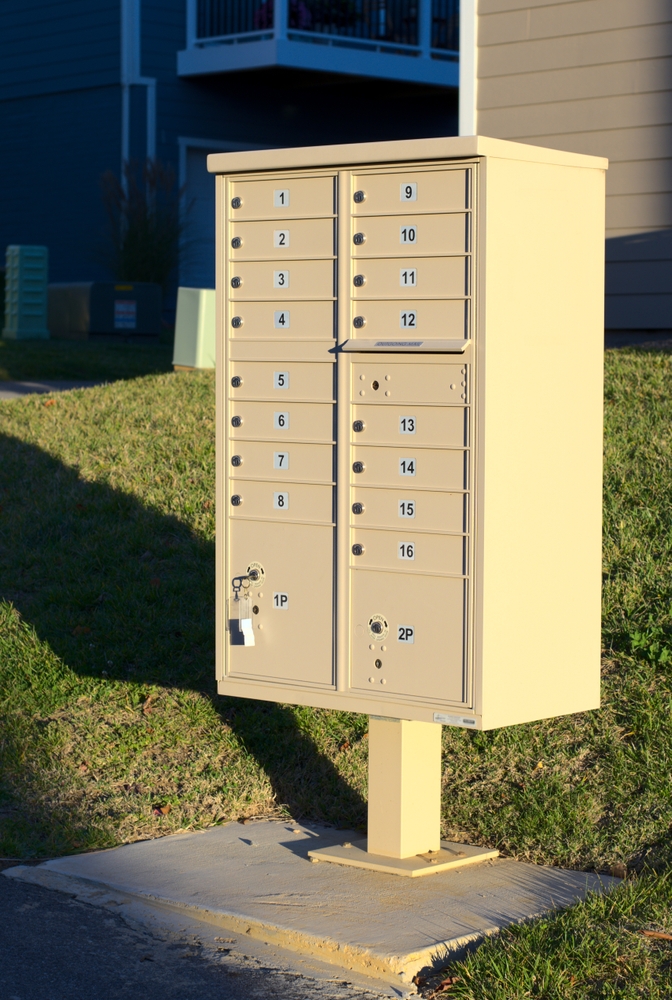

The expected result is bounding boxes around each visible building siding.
[0,0,120,100]
[0,86,121,282]
[477,0,672,329]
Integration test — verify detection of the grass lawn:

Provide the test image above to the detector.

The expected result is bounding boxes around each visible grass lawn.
[0,337,172,382]
[1,351,672,996]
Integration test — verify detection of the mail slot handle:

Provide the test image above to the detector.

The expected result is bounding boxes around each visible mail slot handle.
[341,339,471,353]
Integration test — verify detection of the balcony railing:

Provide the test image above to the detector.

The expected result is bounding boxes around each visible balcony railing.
[181,0,459,86]
[192,0,457,55]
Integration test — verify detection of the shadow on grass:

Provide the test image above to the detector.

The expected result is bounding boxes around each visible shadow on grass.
[0,432,365,854]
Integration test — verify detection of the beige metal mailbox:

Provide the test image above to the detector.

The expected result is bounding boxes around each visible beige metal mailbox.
[209,136,606,876]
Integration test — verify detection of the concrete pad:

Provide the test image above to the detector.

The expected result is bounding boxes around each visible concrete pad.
[0,379,104,401]
[4,821,620,990]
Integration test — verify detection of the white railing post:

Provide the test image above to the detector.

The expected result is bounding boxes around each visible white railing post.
[419,0,432,59]
[187,0,198,46]
[275,0,289,40]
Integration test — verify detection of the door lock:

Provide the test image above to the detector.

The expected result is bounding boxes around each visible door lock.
[231,236,242,249]
[231,276,242,289]
[352,544,364,556]
[353,420,365,432]
[352,502,364,515]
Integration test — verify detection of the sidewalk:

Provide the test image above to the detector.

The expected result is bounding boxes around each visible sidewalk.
[0,379,105,401]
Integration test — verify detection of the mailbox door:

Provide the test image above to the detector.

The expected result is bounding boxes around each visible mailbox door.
[349,299,468,342]
[353,256,468,299]
[350,570,467,705]
[227,301,335,339]
[228,520,335,686]
[351,214,469,257]
[351,168,469,216]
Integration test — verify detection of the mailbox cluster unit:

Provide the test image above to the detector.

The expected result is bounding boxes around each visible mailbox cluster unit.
[210,136,606,731]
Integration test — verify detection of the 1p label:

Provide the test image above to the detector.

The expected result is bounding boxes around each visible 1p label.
[273,592,289,609]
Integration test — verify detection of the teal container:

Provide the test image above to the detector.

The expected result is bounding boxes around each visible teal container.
[3,245,50,340]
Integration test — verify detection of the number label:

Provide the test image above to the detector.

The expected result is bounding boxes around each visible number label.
[399,458,416,476]
[400,226,417,244]
[400,311,416,328]
[399,416,415,434]
[398,625,415,643]
[274,189,290,207]
[273,491,289,510]
[274,310,290,328]
[400,182,417,202]
[273,592,289,609]
[398,500,415,518]
[273,452,289,469]
[400,268,417,287]
[274,411,289,430]
[398,542,415,560]
[274,230,290,248]
[274,270,289,288]
[274,371,289,389]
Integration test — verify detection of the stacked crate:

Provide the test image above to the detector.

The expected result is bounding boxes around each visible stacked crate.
[3,245,49,340]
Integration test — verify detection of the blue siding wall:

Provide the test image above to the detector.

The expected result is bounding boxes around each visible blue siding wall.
[0,0,120,100]
[0,86,121,282]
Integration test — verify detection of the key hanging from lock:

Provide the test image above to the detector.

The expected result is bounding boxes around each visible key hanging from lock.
[232,575,255,646]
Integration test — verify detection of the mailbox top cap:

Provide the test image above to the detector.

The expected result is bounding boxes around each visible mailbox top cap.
[208,135,608,175]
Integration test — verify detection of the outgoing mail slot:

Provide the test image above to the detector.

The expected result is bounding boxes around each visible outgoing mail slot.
[230,362,334,401]
[230,218,335,259]
[229,176,336,220]
[350,299,467,341]
[351,446,467,490]
[352,361,468,405]
[229,440,334,483]
[350,488,466,533]
[229,260,335,300]
[352,169,469,216]
[227,300,335,339]
[350,528,465,575]
[353,256,468,299]
[350,570,466,704]
[230,400,334,443]
[228,519,334,687]
[352,214,468,257]
[230,479,333,524]
[351,405,467,447]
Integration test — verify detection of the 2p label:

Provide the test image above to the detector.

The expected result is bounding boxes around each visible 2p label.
[398,625,415,643]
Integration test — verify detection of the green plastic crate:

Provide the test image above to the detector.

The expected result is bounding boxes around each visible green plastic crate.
[3,245,49,340]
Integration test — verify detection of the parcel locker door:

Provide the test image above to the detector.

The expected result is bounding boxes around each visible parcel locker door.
[228,519,335,686]
[350,570,467,705]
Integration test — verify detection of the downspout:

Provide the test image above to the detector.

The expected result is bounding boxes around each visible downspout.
[121,0,157,179]
[458,0,477,136]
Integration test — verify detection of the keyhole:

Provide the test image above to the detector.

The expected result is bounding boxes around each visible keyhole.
[252,605,259,614]
[372,381,379,391]
[375,659,382,669]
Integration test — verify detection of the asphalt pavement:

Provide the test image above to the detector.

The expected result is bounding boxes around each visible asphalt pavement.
[0,867,388,1000]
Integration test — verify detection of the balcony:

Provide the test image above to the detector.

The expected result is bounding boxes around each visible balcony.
[178,0,459,87]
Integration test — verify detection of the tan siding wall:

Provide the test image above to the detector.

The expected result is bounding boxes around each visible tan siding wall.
[477,0,672,328]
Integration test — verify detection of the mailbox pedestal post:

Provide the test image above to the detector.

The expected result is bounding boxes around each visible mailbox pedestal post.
[367,717,441,858]
[308,718,498,876]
